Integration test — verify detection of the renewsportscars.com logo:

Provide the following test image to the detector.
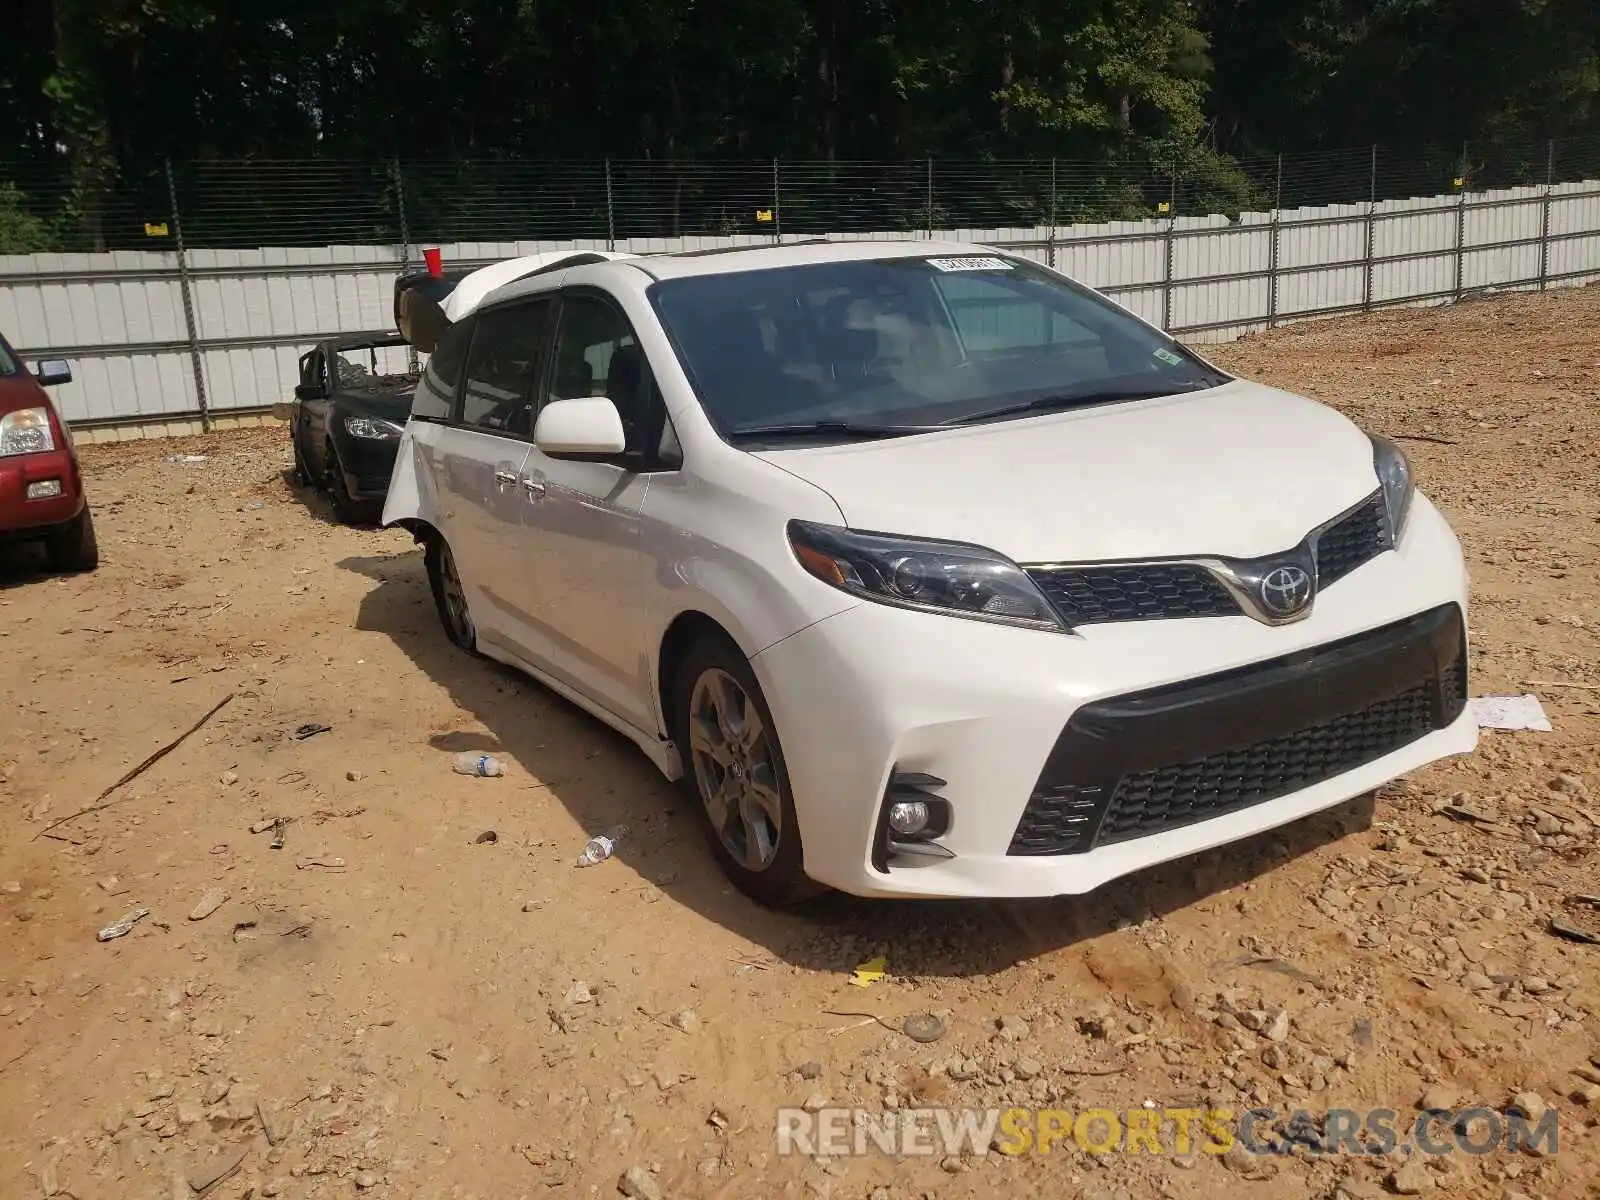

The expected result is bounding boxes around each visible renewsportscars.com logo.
[775,1104,1561,1159]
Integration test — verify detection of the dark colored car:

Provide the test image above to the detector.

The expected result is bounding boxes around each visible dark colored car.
[285,333,418,525]
[0,332,97,572]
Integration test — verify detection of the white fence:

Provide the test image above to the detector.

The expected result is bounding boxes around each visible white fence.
[2,180,1598,434]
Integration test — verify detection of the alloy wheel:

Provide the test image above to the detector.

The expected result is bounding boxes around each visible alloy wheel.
[688,667,783,871]
[438,542,474,645]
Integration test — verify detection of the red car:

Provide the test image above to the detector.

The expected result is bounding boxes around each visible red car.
[0,332,97,572]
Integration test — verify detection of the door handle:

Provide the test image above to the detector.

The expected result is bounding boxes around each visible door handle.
[494,469,518,484]
[521,478,547,498]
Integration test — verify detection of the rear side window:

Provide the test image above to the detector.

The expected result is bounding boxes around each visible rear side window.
[461,302,553,435]
[411,318,472,421]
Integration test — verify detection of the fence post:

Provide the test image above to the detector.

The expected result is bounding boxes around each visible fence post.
[392,158,418,372]
[165,158,210,433]
[1267,153,1283,327]
[1047,158,1057,269]
[1539,139,1554,291]
[772,159,782,244]
[1453,140,1468,300]
[604,159,616,252]
[1162,167,1177,330]
[925,157,935,238]
[1363,144,1377,311]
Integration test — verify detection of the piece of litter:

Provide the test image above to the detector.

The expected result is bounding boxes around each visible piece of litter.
[98,907,151,942]
[269,817,288,850]
[187,1144,249,1193]
[1470,694,1552,732]
[249,818,276,834]
[296,856,346,870]
[1217,954,1323,985]
[293,723,332,741]
[475,830,498,844]
[188,888,228,921]
[849,956,888,988]
[1549,918,1600,946]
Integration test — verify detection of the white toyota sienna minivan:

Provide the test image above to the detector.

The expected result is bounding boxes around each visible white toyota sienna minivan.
[383,240,1477,906]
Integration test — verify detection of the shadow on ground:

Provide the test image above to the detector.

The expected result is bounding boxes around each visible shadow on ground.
[0,539,58,588]
[273,467,382,529]
[339,548,1373,983]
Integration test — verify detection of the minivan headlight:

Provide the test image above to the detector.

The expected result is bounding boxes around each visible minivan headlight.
[1370,434,1414,543]
[0,408,55,457]
[787,520,1067,631]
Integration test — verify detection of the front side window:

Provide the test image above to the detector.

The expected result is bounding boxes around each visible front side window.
[0,344,18,376]
[550,295,652,452]
[412,317,472,421]
[649,255,1228,442]
[460,302,552,435]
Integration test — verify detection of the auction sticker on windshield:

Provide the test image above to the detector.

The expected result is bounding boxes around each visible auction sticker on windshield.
[927,256,1014,272]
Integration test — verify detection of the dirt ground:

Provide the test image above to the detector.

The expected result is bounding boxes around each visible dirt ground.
[3,284,1599,1200]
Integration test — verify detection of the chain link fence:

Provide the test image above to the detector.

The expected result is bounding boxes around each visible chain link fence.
[4,136,1600,253]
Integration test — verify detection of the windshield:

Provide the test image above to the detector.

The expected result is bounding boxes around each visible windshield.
[649,255,1228,441]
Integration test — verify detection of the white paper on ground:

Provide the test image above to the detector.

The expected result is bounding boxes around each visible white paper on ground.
[1469,694,1553,732]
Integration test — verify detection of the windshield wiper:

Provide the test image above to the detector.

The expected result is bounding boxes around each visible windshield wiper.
[729,420,941,442]
[941,385,1201,427]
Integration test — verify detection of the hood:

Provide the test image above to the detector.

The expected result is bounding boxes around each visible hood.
[754,380,1381,563]
[338,386,415,424]
[0,372,48,417]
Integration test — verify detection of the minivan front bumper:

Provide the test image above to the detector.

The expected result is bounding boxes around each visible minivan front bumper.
[752,492,1477,899]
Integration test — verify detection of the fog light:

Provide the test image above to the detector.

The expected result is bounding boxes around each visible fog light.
[27,479,62,499]
[888,800,931,837]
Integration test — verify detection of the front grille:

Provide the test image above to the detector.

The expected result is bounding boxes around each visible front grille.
[1006,604,1467,856]
[1025,563,1240,626]
[1315,494,1391,586]
[1024,492,1393,628]
[1094,681,1433,845]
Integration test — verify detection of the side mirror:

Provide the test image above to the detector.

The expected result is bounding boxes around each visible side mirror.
[533,397,626,458]
[35,359,71,388]
[295,382,328,401]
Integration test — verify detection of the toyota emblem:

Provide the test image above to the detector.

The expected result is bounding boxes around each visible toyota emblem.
[1259,564,1314,616]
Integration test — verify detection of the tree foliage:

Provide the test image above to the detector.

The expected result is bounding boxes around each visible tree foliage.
[0,0,1595,249]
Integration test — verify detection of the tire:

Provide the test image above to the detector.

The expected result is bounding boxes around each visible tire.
[290,422,313,487]
[424,534,478,654]
[325,440,381,526]
[671,633,821,907]
[46,505,99,573]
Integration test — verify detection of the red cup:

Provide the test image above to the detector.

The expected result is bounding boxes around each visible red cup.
[423,247,443,278]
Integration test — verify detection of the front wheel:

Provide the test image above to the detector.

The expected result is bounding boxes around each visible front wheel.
[672,635,820,907]
[290,422,313,487]
[325,441,381,526]
[46,505,99,573]
[424,534,477,654]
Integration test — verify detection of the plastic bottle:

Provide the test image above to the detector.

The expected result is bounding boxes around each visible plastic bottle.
[575,825,628,867]
[452,752,505,777]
